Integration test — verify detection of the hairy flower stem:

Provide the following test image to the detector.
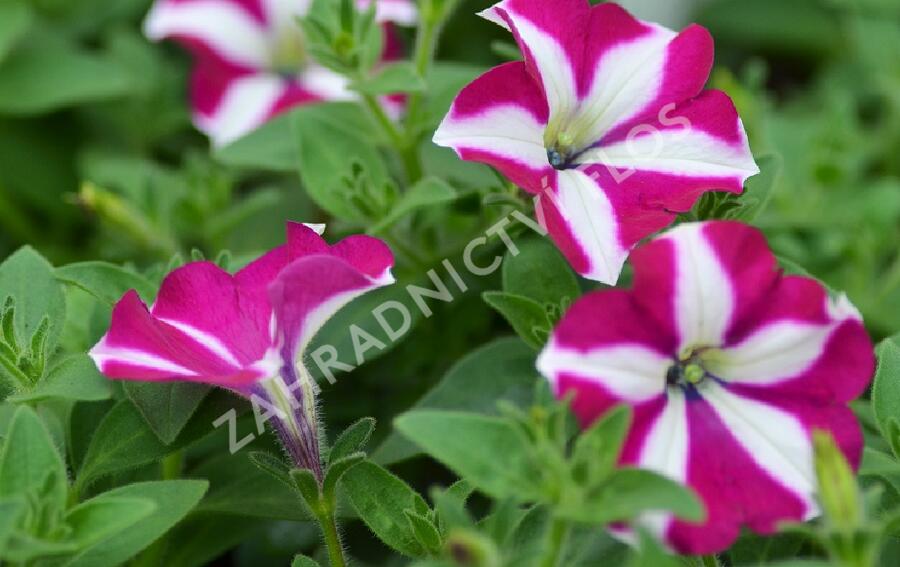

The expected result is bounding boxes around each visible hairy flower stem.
[699,555,721,567]
[538,515,570,567]
[316,505,347,567]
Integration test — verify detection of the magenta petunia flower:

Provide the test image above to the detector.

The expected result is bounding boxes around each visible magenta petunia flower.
[89,223,394,477]
[537,221,875,554]
[144,0,417,146]
[433,0,759,284]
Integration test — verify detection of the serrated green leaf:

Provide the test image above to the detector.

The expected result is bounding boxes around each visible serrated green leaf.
[342,461,427,557]
[483,291,550,350]
[394,411,541,501]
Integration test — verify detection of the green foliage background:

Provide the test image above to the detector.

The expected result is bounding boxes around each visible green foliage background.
[0,0,898,565]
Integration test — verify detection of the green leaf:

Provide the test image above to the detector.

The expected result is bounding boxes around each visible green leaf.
[0,37,133,115]
[394,411,540,501]
[353,61,426,96]
[374,338,537,465]
[734,154,781,221]
[373,338,538,464]
[123,381,210,445]
[61,480,208,567]
[56,261,156,305]
[561,468,704,524]
[627,529,681,567]
[405,509,442,554]
[292,555,322,567]
[341,461,428,557]
[502,237,581,307]
[873,336,900,455]
[248,451,294,489]
[194,451,310,521]
[0,406,67,508]
[571,406,631,486]
[431,480,473,534]
[10,354,112,403]
[292,102,388,221]
[0,3,31,64]
[370,177,457,234]
[290,468,321,512]
[328,417,376,465]
[0,246,66,357]
[0,498,25,556]
[65,496,156,548]
[322,452,365,504]
[214,110,298,172]
[77,401,168,487]
[482,292,551,350]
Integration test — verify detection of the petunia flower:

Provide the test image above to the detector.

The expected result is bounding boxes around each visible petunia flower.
[537,221,875,554]
[144,0,417,146]
[89,223,394,478]
[433,0,759,284]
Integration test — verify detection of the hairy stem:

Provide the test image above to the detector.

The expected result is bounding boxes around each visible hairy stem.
[316,505,348,567]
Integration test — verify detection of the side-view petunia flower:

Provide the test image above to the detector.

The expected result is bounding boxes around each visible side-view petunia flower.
[434,0,759,284]
[89,222,395,478]
[145,0,417,146]
[537,221,875,554]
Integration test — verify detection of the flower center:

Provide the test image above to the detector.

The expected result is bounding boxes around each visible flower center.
[546,131,579,170]
[666,347,715,389]
[271,25,308,76]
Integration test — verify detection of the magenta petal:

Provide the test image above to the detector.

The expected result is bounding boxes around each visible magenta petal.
[90,290,265,388]
[268,255,390,364]
[664,395,810,554]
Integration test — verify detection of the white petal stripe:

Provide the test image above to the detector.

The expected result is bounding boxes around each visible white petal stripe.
[433,105,549,172]
[89,344,195,376]
[634,391,690,539]
[197,74,285,147]
[144,0,271,68]
[572,26,675,149]
[156,317,243,368]
[580,126,758,181]
[666,223,734,352]
[552,170,628,284]
[479,4,578,122]
[536,342,669,402]
[702,383,817,514]
[704,321,834,385]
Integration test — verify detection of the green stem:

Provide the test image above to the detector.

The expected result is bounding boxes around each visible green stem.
[538,515,570,567]
[360,93,422,183]
[699,555,720,567]
[162,450,184,480]
[316,507,347,567]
